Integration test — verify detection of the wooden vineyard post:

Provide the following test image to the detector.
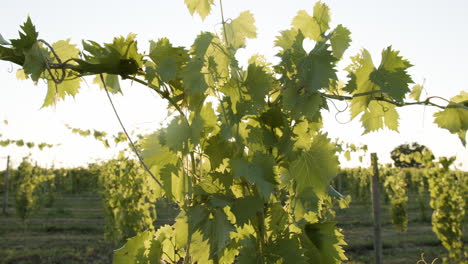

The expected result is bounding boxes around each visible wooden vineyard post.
[371,153,383,264]
[2,155,10,215]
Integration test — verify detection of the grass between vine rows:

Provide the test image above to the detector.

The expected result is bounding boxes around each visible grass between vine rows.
[0,191,465,264]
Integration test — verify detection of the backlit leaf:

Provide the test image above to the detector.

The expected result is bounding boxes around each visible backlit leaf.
[290,134,339,197]
[223,11,257,50]
[330,25,351,59]
[184,0,214,20]
[433,91,468,146]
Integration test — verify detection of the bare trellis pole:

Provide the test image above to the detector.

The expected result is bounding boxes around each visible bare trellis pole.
[371,153,383,264]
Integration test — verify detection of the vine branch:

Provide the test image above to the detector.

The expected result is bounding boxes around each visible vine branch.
[99,74,164,189]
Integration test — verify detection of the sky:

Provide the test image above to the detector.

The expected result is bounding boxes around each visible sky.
[0,0,467,170]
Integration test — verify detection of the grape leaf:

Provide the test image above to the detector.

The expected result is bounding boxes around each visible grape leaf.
[166,116,191,152]
[433,91,468,146]
[10,16,38,50]
[360,101,399,134]
[204,134,235,170]
[23,43,48,82]
[330,24,351,59]
[313,2,331,34]
[0,45,24,66]
[141,131,178,169]
[93,73,121,93]
[266,203,288,233]
[268,237,308,264]
[301,222,347,263]
[244,64,272,110]
[292,10,321,41]
[292,2,330,41]
[237,236,259,264]
[275,29,301,52]
[191,32,214,57]
[43,78,81,107]
[149,38,189,84]
[0,34,9,45]
[184,0,214,20]
[79,34,141,76]
[346,49,376,118]
[222,11,257,50]
[188,206,234,261]
[113,230,161,264]
[297,46,337,93]
[290,134,339,197]
[231,195,263,226]
[173,211,189,249]
[41,39,82,106]
[182,58,208,110]
[204,209,235,260]
[370,47,413,102]
[410,84,423,101]
[205,36,230,82]
[231,153,277,200]
[189,231,212,263]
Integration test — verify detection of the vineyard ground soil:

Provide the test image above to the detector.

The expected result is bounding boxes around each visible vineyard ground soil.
[0,192,465,264]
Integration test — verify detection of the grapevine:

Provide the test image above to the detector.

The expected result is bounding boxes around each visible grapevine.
[0,1,466,263]
[427,158,467,263]
[382,168,408,232]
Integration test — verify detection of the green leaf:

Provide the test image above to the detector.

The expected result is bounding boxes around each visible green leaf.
[330,25,351,59]
[113,230,161,264]
[301,222,347,263]
[0,34,10,45]
[244,64,272,109]
[290,134,339,197]
[205,36,231,81]
[346,49,379,119]
[344,151,351,161]
[23,43,48,82]
[182,58,208,109]
[93,74,121,93]
[174,211,189,249]
[292,2,330,41]
[433,91,468,146]
[360,101,399,134]
[266,203,288,233]
[204,209,235,259]
[223,11,257,50]
[166,116,191,152]
[141,131,178,169]
[204,134,235,170]
[110,33,144,69]
[292,11,321,41]
[10,16,38,50]
[370,47,413,102]
[184,0,214,20]
[269,237,308,264]
[191,32,214,57]
[42,78,81,107]
[188,206,235,261]
[231,153,277,200]
[275,29,301,52]
[79,34,142,76]
[313,1,331,34]
[297,47,337,93]
[237,236,259,264]
[149,38,189,83]
[189,231,212,263]
[410,84,423,101]
[41,39,83,107]
[231,195,263,226]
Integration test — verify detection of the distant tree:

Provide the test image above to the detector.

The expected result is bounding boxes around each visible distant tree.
[390,142,434,168]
